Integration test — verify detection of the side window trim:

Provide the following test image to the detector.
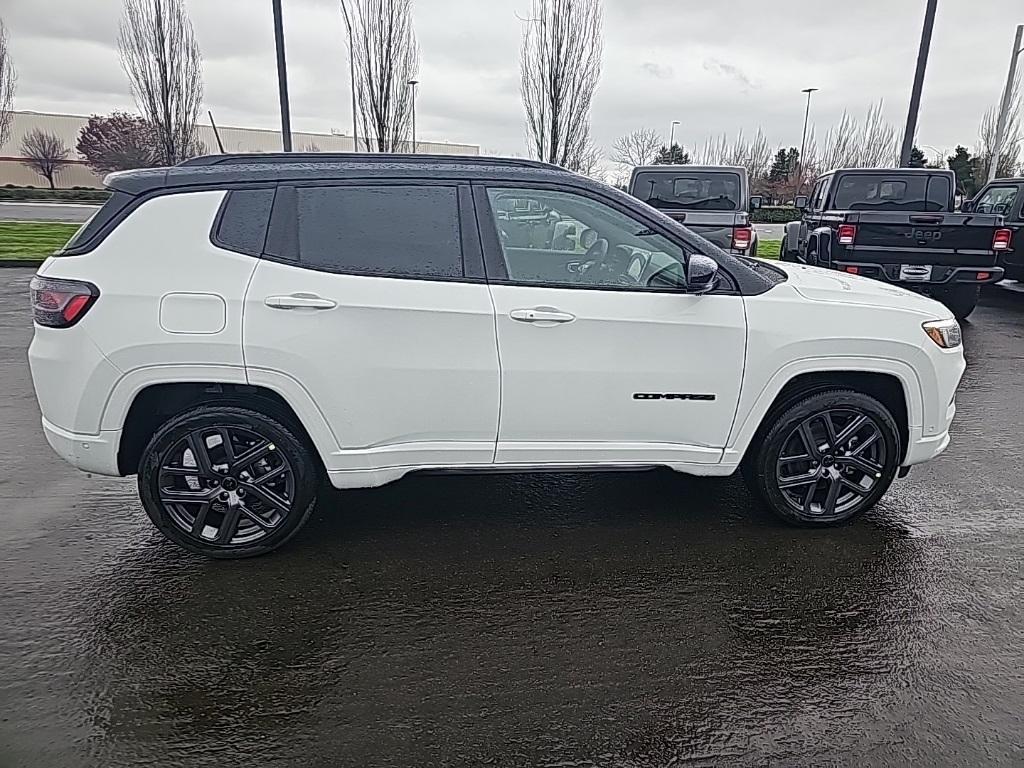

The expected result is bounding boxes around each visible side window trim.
[471,180,738,295]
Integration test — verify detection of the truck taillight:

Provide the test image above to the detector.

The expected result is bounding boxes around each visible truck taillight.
[993,228,1012,251]
[29,276,99,328]
[732,225,752,251]
[837,224,857,245]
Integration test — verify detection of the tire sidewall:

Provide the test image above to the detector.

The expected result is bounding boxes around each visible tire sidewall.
[752,391,901,526]
[138,407,319,558]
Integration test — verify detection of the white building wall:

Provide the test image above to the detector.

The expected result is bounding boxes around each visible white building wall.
[1,110,480,189]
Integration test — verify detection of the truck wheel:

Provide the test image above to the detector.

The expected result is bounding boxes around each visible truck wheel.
[742,390,900,527]
[138,406,320,558]
[779,236,793,261]
[935,284,980,321]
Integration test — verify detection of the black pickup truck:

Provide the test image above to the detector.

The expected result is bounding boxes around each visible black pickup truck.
[781,168,1008,319]
[964,177,1023,282]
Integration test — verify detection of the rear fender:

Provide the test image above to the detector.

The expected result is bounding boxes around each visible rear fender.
[808,227,834,267]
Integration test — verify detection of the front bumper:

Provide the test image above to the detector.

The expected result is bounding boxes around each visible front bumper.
[41,418,122,476]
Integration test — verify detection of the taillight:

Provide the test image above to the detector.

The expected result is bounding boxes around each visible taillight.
[844,266,860,274]
[993,228,1012,251]
[29,276,99,328]
[837,224,857,245]
[732,225,752,250]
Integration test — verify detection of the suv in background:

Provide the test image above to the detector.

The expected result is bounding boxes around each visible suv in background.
[964,178,1023,282]
[627,165,761,257]
[781,168,1008,319]
[29,154,965,558]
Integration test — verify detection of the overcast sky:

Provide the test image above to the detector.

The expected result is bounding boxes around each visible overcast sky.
[2,0,1021,163]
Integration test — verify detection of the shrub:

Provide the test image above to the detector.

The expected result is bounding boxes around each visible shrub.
[0,187,111,202]
[751,206,802,224]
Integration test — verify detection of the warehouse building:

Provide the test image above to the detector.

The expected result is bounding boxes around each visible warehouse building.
[0,110,480,188]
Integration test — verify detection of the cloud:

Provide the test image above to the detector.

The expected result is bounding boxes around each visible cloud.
[640,62,673,80]
[702,58,758,91]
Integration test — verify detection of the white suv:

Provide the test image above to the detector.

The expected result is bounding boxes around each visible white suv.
[28,154,966,558]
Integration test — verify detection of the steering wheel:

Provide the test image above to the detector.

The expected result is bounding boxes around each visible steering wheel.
[575,237,609,282]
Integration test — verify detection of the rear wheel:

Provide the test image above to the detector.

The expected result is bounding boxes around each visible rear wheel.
[779,236,793,262]
[138,406,319,558]
[743,390,900,526]
[934,284,980,321]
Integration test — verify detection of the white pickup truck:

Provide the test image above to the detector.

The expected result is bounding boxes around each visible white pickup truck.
[28,153,965,558]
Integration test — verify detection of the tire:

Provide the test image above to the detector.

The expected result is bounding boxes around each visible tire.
[779,236,792,262]
[742,390,900,527]
[934,284,980,321]
[138,406,320,558]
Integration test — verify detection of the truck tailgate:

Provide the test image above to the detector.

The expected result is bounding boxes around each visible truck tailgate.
[847,212,1001,266]
[659,211,742,250]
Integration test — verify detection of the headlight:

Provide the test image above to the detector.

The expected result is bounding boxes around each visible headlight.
[922,319,962,349]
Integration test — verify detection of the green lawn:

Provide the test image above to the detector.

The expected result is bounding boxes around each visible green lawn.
[0,222,80,260]
[758,239,780,260]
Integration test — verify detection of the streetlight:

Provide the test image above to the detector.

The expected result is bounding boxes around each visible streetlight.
[408,79,419,153]
[899,0,938,167]
[990,24,1024,182]
[797,87,818,191]
[669,120,681,150]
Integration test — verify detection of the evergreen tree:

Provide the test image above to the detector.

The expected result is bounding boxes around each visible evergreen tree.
[653,143,691,164]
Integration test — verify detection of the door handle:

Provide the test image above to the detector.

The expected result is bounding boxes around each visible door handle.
[509,307,576,324]
[264,294,337,310]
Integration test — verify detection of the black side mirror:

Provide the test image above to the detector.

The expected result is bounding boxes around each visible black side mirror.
[961,199,974,213]
[793,195,809,210]
[749,195,763,211]
[685,254,719,294]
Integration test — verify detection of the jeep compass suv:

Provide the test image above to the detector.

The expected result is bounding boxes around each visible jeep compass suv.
[28,154,966,558]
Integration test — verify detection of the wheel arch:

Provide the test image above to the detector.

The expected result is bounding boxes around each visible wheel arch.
[730,368,914,468]
[116,381,335,476]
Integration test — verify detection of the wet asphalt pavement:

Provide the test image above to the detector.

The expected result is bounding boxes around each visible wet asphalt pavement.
[1,267,1023,767]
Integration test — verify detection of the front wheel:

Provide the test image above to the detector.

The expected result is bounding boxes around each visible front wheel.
[743,390,901,526]
[934,284,980,321]
[138,406,320,558]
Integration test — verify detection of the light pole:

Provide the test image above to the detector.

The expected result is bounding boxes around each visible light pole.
[271,0,292,152]
[340,3,359,152]
[990,24,1024,182]
[797,87,818,191]
[408,79,419,153]
[669,120,681,151]
[899,0,938,167]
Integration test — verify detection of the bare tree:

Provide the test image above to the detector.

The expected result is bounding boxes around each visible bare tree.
[612,127,661,167]
[21,129,70,189]
[696,128,772,181]
[574,138,604,180]
[520,0,603,170]
[817,101,898,170]
[119,0,203,165]
[340,0,419,153]
[975,77,1022,181]
[0,18,16,148]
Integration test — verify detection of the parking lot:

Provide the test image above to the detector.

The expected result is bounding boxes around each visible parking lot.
[1,265,1023,766]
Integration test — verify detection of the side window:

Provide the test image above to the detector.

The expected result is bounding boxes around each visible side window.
[214,188,275,256]
[293,185,463,278]
[485,187,691,290]
[926,175,952,210]
[974,185,1020,216]
[807,180,824,212]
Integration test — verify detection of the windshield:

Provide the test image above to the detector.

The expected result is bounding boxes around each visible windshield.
[831,173,951,212]
[631,171,742,211]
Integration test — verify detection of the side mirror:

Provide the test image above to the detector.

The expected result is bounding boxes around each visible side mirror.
[749,195,763,211]
[685,254,719,294]
[961,199,974,213]
[793,195,809,210]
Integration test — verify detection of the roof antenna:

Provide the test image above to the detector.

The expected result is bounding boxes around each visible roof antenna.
[208,110,226,153]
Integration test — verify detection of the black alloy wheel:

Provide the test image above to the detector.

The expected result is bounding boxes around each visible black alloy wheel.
[139,407,318,558]
[744,390,900,527]
[775,409,887,523]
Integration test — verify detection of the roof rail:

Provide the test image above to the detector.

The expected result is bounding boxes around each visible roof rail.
[179,152,559,171]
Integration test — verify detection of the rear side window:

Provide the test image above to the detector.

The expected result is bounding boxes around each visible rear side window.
[293,185,463,278]
[213,188,275,256]
[57,191,136,256]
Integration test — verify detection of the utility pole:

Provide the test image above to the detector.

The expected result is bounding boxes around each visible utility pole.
[271,0,293,152]
[990,24,1024,182]
[899,0,938,167]
[408,80,419,153]
[797,87,817,191]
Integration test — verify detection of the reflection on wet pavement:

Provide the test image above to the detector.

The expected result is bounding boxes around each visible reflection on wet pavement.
[1,271,1023,767]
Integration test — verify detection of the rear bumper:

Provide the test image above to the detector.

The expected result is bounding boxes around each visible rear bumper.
[41,418,122,476]
[832,261,1003,286]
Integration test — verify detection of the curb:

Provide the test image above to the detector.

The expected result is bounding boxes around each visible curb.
[0,259,44,268]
